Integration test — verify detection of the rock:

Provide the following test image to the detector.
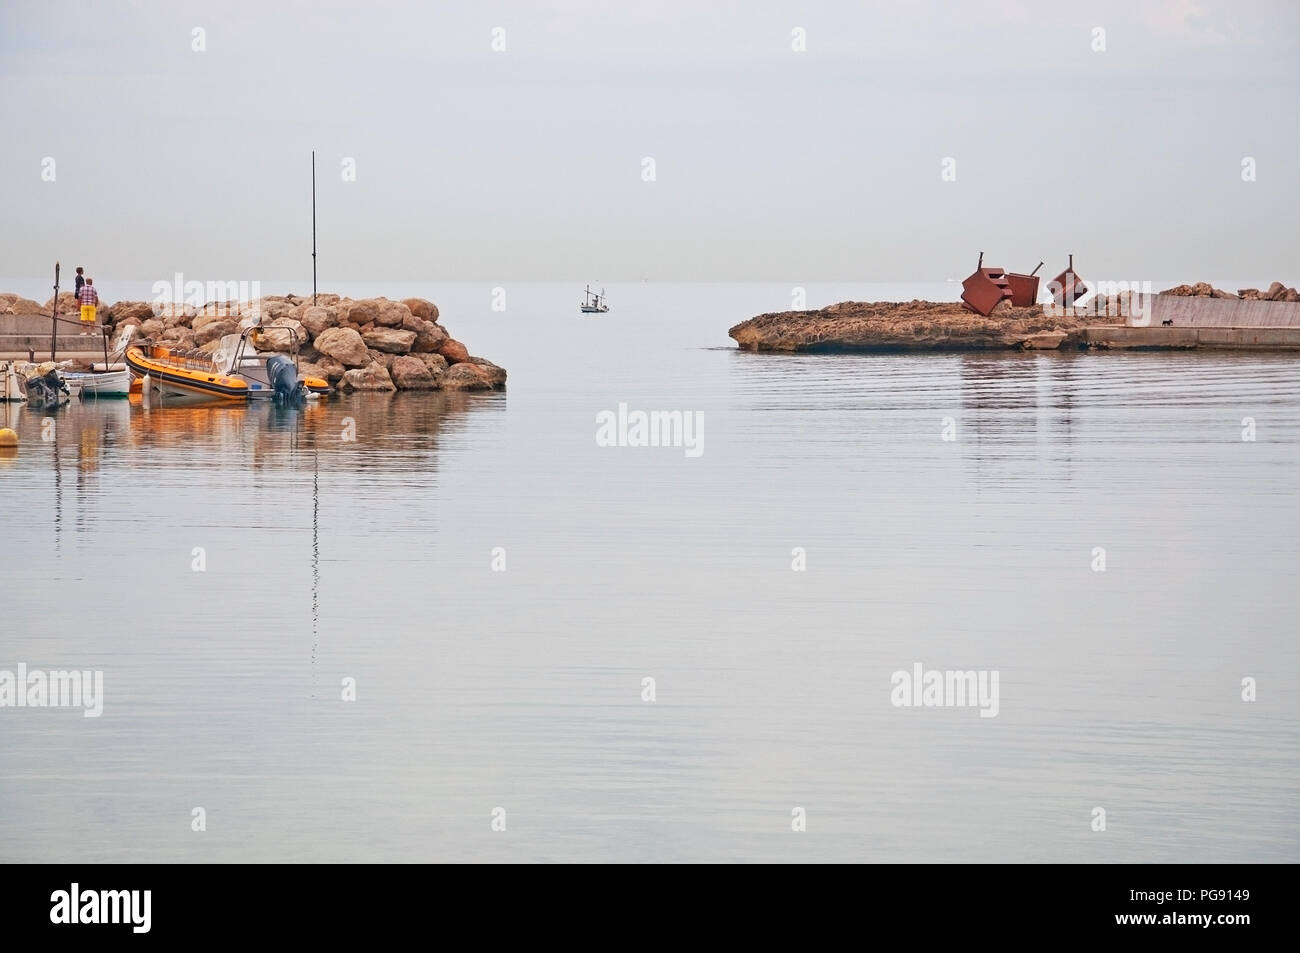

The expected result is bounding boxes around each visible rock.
[339,362,396,392]
[260,300,298,322]
[1021,331,1067,350]
[438,337,470,364]
[161,327,197,349]
[45,292,81,313]
[1266,281,1286,300]
[469,356,507,386]
[315,356,346,382]
[162,312,191,330]
[373,301,412,328]
[300,306,336,338]
[1238,288,1260,299]
[192,312,234,334]
[412,319,448,353]
[389,355,441,390]
[297,362,333,385]
[6,297,46,315]
[1286,289,1300,302]
[361,327,417,353]
[193,319,238,346]
[109,301,156,325]
[299,343,322,363]
[252,323,304,352]
[402,297,439,322]
[368,349,396,370]
[442,362,493,390]
[729,300,1080,352]
[313,327,370,368]
[415,352,448,375]
[138,318,166,339]
[345,299,381,325]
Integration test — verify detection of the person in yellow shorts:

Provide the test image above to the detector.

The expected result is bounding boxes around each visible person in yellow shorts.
[77,277,100,334]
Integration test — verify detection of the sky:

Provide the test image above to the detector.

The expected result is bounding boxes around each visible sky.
[0,0,1296,286]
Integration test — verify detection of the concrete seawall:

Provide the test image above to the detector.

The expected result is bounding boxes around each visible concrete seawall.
[1082,326,1300,350]
[1143,295,1300,328]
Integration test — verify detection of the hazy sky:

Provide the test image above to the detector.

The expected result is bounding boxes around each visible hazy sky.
[1,0,1295,284]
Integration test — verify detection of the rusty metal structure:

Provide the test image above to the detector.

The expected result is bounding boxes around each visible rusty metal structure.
[1051,254,1086,309]
[960,253,1013,316]
[960,254,1082,316]
[1006,262,1043,308]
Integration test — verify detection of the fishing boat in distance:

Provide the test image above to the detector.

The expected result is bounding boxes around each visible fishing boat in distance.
[125,325,331,402]
[580,285,610,314]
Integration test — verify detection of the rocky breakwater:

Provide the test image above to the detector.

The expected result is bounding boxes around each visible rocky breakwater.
[728,299,1123,353]
[98,293,505,392]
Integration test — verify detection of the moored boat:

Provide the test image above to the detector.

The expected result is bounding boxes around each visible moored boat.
[126,326,330,402]
[62,366,131,399]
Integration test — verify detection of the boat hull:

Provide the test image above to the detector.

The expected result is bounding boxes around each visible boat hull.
[64,369,131,398]
[125,345,331,401]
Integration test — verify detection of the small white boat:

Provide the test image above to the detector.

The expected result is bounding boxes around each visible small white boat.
[579,285,609,314]
[61,365,131,399]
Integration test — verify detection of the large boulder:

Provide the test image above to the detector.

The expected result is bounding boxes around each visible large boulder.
[252,320,306,352]
[314,356,346,383]
[260,300,298,322]
[297,362,333,385]
[415,352,448,376]
[109,300,156,325]
[193,318,238,346]
[1266,281,1286,300]
[469,356,507,387]
[339,361,396,392]
[442,362,493,391]
[314,327,370,368]
[402,297,439,322]
[361,327,416,353]
[389,355,441,390]
[412,320,448,353]
[438,337,470,364]
[192,312,234,334]
[138,318,166,339]
[300,306,336,338]
[161,327,197,349]
[45,291,81,313]
[373,301,412,328]
[6,296,47,315]
[345,299,382,326]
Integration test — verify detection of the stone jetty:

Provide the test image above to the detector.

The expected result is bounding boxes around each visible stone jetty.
[0,291,505,392]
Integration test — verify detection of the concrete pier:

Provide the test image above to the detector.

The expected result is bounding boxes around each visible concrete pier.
[1081,325,1300,350]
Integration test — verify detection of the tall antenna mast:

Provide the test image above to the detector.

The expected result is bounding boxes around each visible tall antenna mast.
[311,150,317,306]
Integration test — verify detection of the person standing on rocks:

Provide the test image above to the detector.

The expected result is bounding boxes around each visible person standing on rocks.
[77,276,100,334]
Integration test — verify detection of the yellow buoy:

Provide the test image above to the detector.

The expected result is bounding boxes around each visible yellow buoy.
[0,427,18,448]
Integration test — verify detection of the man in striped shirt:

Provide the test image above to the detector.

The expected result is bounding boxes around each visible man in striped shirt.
[77,277,100,331]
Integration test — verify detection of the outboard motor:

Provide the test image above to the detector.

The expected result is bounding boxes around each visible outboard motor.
[266,354,307,402]
[23,368,70,408]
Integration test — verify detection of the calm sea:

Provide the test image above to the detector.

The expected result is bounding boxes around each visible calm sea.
[1,283,1297,863]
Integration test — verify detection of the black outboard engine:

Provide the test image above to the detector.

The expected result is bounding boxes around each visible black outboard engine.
[266,354,307,402]
[24,368,69,408]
